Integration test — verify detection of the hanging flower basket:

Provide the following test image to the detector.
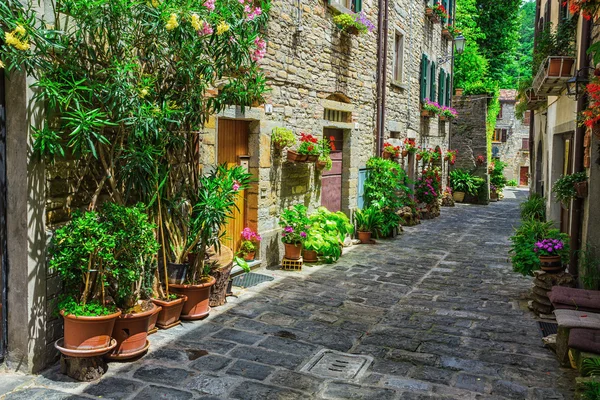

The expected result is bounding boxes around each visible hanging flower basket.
[425,8,440,23]
[574,181,588,198]
[442,28,452,40]
[287,150,307,162]
[421,109,435,118]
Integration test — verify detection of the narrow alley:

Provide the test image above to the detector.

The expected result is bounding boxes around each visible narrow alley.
[0,190,576,399]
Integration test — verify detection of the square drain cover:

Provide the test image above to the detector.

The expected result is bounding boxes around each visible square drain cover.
[300,349,373,381]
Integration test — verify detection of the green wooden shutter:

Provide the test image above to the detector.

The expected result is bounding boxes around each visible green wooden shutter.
[430,61,436,103]
[354,0,362,13]
[421,54,429,102]
[446,72,451,106]
[447,0,453,23]
[442,0,448,24]
[438,69,445,106]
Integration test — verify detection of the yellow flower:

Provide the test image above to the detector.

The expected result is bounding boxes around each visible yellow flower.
[14,25,26,37]
[5,31,19,47]
[191,13,201,30]
[15,40,30,51]
[140,88,149,98]
[166,13,179,31]
[0,60,4,69]
[152,0,160,6]
[216,20,230,35]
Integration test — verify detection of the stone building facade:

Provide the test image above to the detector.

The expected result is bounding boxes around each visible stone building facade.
[492,89,530,185]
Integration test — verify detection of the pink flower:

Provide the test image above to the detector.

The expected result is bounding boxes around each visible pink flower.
[233,181,240,191]
[204,0,215,11]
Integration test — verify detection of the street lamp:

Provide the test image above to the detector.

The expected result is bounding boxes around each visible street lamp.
[566,67,595,100]
[439,35,467,64]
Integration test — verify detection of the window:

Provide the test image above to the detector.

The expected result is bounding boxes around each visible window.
[421,54,429,102]
[493,128,508,142]
[345,0,361,12]
[429,60,436,102]
[393,32,404,83]
[390,131,401,139]
[438,69,445,106]
[497,104,503,119]
[522,138,530,150]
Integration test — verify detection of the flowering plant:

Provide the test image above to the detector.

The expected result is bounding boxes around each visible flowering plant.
[432,4,448,19]
[238,228,261,257]
[403,138,418,153]
[440,106,458,120]
[476,155,485,165]
[298,133,320,155]
[445,149,457,164]
[279,204,309,244]
[317,137,334,170]
[581,72,600,128]
[383,142,401,157]
[422,99,442,114]
[419,148,434,163]
[445,25,462,38]
[333,12,375,35]
[272,127,296,149]
[565,0,600,20]
[415,168,442,205]
[534,239,565,257]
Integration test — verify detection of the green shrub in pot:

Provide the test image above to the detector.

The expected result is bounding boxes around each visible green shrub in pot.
[552,172,587,206]
[449,170,480,196]
[354,207,384,236]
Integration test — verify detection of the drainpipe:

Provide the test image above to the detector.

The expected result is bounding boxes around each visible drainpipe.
[568,16,592,276]
[529,112,535,192]
[375,0,388,155]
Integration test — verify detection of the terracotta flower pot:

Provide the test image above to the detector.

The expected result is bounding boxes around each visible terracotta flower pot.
[539,255,564,273]
[152,295,187,329]
[284,242,303,260]
[170,276,216,320]
[402,150,408,157]
[166,262,188,285]
[287,150,303,162]
[382,152,392,159]
[358,231,372,244]
[575,181,588,198]
[316,160,327,169]
[306,154,319,162]
[416,154,423,161]
[244,252,255,261]
[440,115,449,121]
[107,303,157,360]
[453,191,465,202]
[147,305,162,334]
[548,58,575,77]
[60,309,121,352]
[303,249,318,263]
[421,109,434,118]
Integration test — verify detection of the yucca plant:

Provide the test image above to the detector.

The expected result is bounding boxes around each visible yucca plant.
[354,207,384,236]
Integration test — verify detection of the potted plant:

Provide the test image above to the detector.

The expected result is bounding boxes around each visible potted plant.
[239,227,261,261]
[440,106,458,121]
[272,127,296,151]
[298,133,320,162]
[279,204,309,260]
[305,207,353,263]
[316,137,334,170]
[403,138,417,157]
[382,142,400,159]
[445,149,458,165]
[418,148,432,163]
[534,238,569,273]
[552,172,588,206]
[449,169,478,202]
[332,12,375,35]
[476,155,485,166]
[415,168,442,206]
[354,207,384,244]
[490,185,499,202]
[421,99,441,118]
[51,211,121,358]
[102,203,159,360]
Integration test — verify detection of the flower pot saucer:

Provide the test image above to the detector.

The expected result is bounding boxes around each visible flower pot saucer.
[180,307,211,320]
[105,340,150,361]
[55,338,117,358]
[148,327,159,335]
[157,320,181,330]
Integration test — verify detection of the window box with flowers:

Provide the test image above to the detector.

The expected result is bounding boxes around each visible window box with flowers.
[442,25,461,41]
[316,137,335,171]
[444,149,458,165]
[425,3,447,23]
[402,138,417,157]
[421,99,441,118]
[439,106,457,121]
[298,133,320,162]
[333,12,375,36]
[382,142,400,159]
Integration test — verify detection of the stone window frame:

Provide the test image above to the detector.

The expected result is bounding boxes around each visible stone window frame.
[391,28,406,87]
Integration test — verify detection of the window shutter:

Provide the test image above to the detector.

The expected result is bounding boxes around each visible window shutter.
[445,72,451,106]
[438,69,445,105]
[501,129,508,142]
[355,0,362,13]
[442,0,448,24]
[430,61,436,103]
[447,0,453,23]
[421,54,429,102]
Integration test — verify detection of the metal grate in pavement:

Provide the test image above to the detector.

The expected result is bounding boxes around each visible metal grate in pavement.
[300,349,373,381]
[538,321,558,337]
[232,272,274,288]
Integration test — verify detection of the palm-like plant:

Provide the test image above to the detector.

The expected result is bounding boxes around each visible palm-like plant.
[354,207,384,236]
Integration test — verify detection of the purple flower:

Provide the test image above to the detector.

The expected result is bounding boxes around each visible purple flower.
[300,232,307,238]
[285,226,293,233]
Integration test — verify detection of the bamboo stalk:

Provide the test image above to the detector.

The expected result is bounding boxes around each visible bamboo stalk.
[81,252,95,308]
[158,194,170,297]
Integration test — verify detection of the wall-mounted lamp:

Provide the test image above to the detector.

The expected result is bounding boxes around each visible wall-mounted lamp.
[439,35,466,64]
[566,67,595,100]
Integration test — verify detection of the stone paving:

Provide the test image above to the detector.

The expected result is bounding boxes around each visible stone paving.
[0,188,577,399]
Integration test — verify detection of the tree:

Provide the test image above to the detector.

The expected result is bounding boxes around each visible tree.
[453,0,488,90]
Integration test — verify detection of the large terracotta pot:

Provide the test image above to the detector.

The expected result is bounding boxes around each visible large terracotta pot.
[548,58,575,77]
[303,249,318,263]
[453,191,465,202]
[170,277,216,320]
[358,231,372,244]
[284,243,303,260]
[539,255,564,273]
[152,295,187,329]
[107,303,157,360]
[61,309,121,351]
[147,305,162,334]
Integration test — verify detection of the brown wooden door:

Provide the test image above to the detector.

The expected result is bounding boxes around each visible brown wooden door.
[321,129,344,212]
[519,166,529,186]
[218,119,249,253]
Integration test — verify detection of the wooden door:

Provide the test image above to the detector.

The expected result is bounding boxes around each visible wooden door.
[321,129,344,212]
[218,119,249,253]
[519,166,529,186]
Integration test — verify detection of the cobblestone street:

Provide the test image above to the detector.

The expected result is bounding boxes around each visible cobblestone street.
[0,189,576,399]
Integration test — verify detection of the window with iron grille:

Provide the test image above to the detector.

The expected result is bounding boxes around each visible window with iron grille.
[324,109,351,123]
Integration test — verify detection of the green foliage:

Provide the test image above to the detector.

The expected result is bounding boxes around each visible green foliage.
[509,220,569,276]
[303,226,342,264]
[582,358,600,377]
[354,207,384,236]
[520,193,546,222]
[308,207,354,243]
[449,170,481,195]
[579,244,600,291]
[415,168,442,204]
[489,160,507,192]
[552,172,587,206]
[515,1,536,84]
[272,127,296,149]
[238,240,256,255]
[279,204,309,245]
[364,157,413,237]
[486,88,500,160]
[59,298,117,317]
[507,179,519,187]
[582,381,600,400]
[532,20,577,74]
[332,13,370,35]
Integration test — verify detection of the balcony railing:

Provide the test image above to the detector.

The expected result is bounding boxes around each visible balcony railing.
[533,56,576,96]
[525,88,547,110]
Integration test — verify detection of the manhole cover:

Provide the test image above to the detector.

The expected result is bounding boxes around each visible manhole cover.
[232,273,274,288]
[300,350,373,381]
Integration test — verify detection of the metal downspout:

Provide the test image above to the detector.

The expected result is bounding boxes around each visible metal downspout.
[375,0,384,154]
[379,0,389,154]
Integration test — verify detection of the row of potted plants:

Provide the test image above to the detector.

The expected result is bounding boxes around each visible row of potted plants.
[382,141,457,165]
[422,99,458,121]
[273,128,334,170]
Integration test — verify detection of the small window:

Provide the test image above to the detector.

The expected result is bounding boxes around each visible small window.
[493,129,508,142]
[497,104,503,119]
[390,131,401,139]
[522,138,530,150]
[345,0,362,12]
[393,32,404,83]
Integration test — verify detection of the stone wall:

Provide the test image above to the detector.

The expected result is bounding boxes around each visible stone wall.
[493,99,530,183]
[449,94,489,202]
